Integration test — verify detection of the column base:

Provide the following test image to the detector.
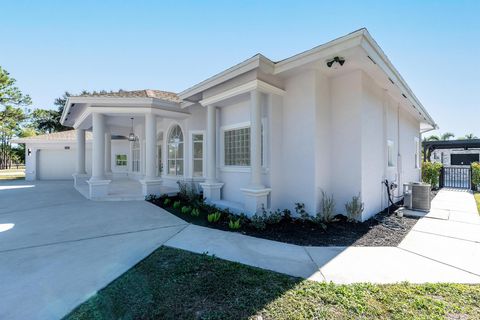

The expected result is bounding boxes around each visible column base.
[200,182,224,201]
[140,179,163,196]
[241,187,272,215]
[87,179,111,199]
[73,173,88,187]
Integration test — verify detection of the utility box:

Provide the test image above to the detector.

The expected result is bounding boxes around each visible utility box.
[404,182,431,212]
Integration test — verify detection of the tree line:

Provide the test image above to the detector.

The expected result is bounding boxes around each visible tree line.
[424,132,478,142]
[0,66,89,169]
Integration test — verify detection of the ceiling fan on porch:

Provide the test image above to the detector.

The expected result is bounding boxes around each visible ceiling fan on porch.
[128,117,136,142]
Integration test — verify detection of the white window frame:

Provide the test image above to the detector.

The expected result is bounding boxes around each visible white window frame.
[115,154,127,167]
[189,130,206,178]
[414,137,420,169]
[166,124,184,177]
[221,121,251,172]
[387,140,395,167]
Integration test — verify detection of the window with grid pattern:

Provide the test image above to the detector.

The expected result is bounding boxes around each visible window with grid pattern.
[167,125,184,176]
[224,127,250,166]
[132,139,140,172]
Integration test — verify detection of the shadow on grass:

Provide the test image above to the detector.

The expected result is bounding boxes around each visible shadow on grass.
[63,246,302,320]
[63,246,480,320]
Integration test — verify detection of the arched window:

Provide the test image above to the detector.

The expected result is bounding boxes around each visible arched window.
[167,125,184,176]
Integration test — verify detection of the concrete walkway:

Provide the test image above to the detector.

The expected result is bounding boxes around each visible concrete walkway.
[1,181,479,319]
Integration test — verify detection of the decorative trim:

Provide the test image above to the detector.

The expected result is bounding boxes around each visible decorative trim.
[199,80,285,107]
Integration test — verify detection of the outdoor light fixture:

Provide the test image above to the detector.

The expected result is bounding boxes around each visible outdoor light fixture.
[128,117,136,142]
[326,56,345,68]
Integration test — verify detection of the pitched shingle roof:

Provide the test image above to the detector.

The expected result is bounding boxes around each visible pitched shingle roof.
[13,130,92,143]
[78,89,180,103]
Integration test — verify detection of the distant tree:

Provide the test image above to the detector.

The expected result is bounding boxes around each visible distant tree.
[426,135,440,141]
[441,132,455,141]
[464,133,478,140]
[0,66,31,169]
[30,91,74,133]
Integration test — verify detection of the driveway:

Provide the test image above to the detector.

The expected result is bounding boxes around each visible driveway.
[0,180,188,320]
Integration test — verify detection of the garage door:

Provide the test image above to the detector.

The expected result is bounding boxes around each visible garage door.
[38,149,76,180]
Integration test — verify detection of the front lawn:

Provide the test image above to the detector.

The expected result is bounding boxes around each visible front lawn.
[0,168,25,180]
[64,246,480,320]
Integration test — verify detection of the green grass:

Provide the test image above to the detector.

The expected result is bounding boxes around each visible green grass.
[474,192,480,214]
[64,247,480,320]
[0,168,25,180]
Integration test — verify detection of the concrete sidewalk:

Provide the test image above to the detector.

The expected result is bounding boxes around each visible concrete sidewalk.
[165,188,480,284]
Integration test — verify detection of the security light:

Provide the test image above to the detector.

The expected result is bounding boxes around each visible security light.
[326,56,345,68]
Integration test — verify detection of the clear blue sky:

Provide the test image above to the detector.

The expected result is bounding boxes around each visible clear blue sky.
[1,0,479,137]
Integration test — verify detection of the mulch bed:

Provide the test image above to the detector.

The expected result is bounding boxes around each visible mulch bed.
[149,195,427,247]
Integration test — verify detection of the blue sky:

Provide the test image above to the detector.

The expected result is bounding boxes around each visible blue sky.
[1,0,479,137]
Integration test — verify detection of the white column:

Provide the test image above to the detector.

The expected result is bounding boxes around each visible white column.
[91,113,106,181]
[200,104,223,201]
[76,129,86,174]
[206,104,217,183]
[88,112,110,199]
[140,113,162,196]
[241,90,271,215]
[249,90,264,189]
[105,131,112,174]
[144,113,157,180]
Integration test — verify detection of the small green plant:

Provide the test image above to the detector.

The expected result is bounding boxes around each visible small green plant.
[173,201,181,209]
[422,161,443,189]
[163,198,171,206]
[181,206,192,214]
[191,208,200,217]
[207,212,221,223]
[294,202,310,220]
[145,194,158,201]
[345,193,364,222]
[228,218,241,230]
[250,213,267,230]
[320,190,336,223]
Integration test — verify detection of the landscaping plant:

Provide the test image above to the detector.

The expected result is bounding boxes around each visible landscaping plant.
[163,198,171,206]
[472,162,480,190]
[207,212,221,223]
[320,190,336,223]
[181,206,192,214]
[173,201,181,209]
[250,213,267,230]
[190,208,200,217]
[345,193,364,222]
[421,161,443,188]
[228,218,241,230]
[294,202,310,220]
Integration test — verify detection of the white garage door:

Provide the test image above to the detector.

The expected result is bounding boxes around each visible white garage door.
[38,149,76,180]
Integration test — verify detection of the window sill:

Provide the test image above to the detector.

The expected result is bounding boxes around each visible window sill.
[220,166,270,174]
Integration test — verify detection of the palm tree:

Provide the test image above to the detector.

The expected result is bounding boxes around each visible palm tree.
[426,135,440,141]
[464,133,478,140]
[441,132,455,140]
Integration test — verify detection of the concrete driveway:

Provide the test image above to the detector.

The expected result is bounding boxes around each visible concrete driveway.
[0,180,188,320]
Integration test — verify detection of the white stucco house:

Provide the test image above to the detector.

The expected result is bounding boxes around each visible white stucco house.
[15,29,437,220]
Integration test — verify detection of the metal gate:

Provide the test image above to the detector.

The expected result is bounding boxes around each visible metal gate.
[440,166,472,189]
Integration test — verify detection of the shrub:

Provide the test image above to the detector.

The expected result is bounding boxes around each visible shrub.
[345,194,364,222]
[294,203,310,220]
[228,218,241,230]
[173,201,181,209]
[207,212,221,223]
[422,161,443,188]
[319,190,336,223]
[163,198,171,206]
[177,180,201,204]
[145,194,158,201]
[181,206,192,214]
[250,213,267,230]
[472,162,480,190]
[191,208,200,217]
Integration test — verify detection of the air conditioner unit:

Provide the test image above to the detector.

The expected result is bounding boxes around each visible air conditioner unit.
[403,182,431,212]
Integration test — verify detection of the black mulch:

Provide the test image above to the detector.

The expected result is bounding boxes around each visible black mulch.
[148,192,438,247]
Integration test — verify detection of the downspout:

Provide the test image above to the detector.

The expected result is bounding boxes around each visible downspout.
[382,90,388,209]
[397,103,402,198]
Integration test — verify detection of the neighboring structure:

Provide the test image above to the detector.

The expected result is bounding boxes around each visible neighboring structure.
[424,139,480,166]
[16,29,437,220]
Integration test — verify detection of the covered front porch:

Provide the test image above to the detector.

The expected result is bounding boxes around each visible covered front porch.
[64,91,190,200]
